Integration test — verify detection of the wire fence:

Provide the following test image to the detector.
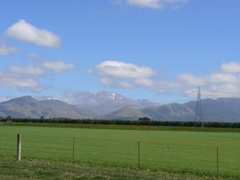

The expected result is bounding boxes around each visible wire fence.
[1,133,239,179]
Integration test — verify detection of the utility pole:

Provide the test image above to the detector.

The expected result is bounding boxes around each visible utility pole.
[194,86,203,127]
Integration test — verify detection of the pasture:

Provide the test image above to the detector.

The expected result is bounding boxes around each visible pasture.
[0,124,239,179]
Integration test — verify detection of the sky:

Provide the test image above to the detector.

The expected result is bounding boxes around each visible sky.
[0,0,240,104]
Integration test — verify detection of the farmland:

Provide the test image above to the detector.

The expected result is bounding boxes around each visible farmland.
[0,123,240,179]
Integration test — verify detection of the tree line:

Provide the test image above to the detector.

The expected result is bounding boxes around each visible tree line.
[0,117,240,128]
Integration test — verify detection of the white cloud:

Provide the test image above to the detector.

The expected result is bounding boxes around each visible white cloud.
[134,78,154,86]
[13,78,40,89]
[127,0,163,9]
[118,81,136,88]
[221,61,240,73]
[177,73,205,87]
[91,60,156,89]
[94,60,156,89]
[0,60,75,92]
[208,73,238,84]
[117,0,190,9]
[9,65,44,76]
[96,60,156,79]
[0,71,42,91]
[6,19,61,48]
[0,44,18,55]
[41,61,75,73]
[172,61,240,98]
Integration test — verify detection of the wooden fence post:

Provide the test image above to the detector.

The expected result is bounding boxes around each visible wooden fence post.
[17,134,21,161]
[72,137,75,162]
[138,141,140,168]
[217,146,219,177]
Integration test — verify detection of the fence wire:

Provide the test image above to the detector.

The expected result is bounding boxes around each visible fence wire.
[0,134,239,179]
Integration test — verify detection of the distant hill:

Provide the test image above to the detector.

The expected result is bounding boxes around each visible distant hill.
[0,96,94,119]
[100,97,240,122]
[100,107,149,120]
[184,98,240,122]
[141,103,194,121]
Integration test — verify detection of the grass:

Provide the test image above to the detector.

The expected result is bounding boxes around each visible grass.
[0,123,240,179]
[3,122,240,132]
[0,157,215,180]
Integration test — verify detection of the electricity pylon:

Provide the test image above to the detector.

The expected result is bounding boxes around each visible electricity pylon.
[194,86,203,127]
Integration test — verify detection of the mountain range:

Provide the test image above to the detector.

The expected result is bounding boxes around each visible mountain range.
[0,96,92,119]
[0,92,240,122]
[72,91,160,114]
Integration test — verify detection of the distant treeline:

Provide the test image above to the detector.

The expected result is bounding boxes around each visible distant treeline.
[0,117,240,128]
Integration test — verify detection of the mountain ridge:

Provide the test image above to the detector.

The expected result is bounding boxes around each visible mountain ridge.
[0,96,94,119]
[67,91,160,115]
[0,92,240,122]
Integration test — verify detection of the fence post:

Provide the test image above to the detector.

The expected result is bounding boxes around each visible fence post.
[138,141,140,168]
[72,137,75,162]
[217,146,219,177]
[17,134,21,161]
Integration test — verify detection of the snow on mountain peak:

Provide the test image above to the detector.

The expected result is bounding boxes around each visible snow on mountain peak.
[111,92,116,100]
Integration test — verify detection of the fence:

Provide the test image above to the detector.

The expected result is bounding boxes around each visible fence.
[0,133,239,179]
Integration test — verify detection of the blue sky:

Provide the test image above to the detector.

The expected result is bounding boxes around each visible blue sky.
[1,0,240,104]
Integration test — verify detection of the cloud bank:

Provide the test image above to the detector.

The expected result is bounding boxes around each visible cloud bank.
[0,60,75,91]
[6,19,61,48]
[92,60,240,99]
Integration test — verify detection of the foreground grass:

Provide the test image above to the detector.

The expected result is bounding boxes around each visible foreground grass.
[0,157,221,180]
[1,124,239,179]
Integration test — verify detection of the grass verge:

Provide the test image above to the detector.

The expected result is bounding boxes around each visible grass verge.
[0,157,223,180]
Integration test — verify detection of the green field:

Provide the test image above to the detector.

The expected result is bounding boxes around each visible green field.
[0,124,240,179]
